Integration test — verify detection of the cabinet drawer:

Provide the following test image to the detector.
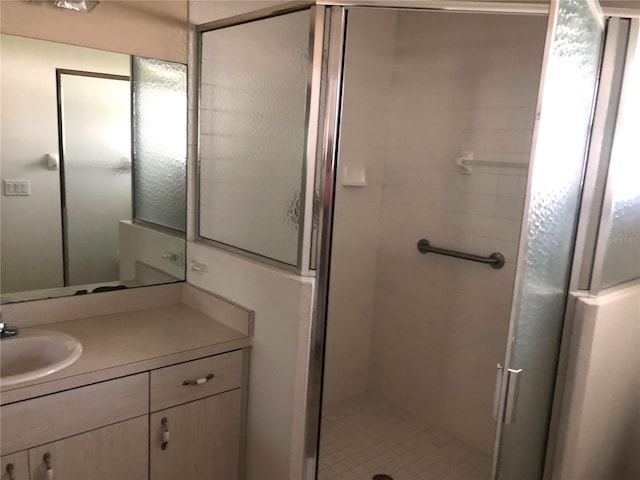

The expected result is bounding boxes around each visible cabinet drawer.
[150,350,243,412]
[1,373,148,455]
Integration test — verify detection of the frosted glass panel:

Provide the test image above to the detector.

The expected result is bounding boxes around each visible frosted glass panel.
[600,24,640,289]
[132,57,187,232]
[496,1,603,478]
[61,74,131,285]
[198,10,311,267]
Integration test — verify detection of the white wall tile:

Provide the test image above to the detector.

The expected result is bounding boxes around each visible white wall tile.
[322,9,398,407]
[365,10,546,455]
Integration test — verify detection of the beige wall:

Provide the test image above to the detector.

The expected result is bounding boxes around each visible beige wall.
[0,0,188,63]
[552,281,640,479]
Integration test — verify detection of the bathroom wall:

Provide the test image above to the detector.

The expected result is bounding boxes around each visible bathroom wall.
[551,281,640,479]
[0,1,188,63]
[187,244,314,480]
[118,221,185,284]
[367,11,547,454]
[0,35,129,293]
[322,9,397,406]
[188,3,314,479]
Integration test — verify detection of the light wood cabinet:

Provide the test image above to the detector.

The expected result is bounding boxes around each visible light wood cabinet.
[150,389,242,480]
[1,452,28,480]
[1,374,148,455]
[0,349,248,480]
[28,416,148,480]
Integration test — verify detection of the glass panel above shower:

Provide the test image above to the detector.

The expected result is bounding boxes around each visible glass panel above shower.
[197,9,312,268]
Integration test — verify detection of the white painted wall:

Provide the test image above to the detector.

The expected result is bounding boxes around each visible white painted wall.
[0,35,129,294]
[552,281,640,479]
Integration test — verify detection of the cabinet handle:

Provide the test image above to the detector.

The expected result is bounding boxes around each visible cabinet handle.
[5,463,15,480]
[182,373,214,386]
[161,417,170,450]
[43,452,53,480]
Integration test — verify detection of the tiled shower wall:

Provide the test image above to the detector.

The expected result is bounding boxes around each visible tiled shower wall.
[368,12,547,453]
[323,10,397,405]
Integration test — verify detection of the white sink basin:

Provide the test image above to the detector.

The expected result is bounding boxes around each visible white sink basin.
[1,329,82,386]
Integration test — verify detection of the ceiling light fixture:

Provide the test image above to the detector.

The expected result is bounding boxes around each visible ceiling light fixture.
[24,0,99,13]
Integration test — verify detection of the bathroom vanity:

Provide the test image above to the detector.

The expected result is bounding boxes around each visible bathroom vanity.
[0,284,252,480]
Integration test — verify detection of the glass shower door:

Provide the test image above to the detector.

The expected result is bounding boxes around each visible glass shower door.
[59,71,131,286]
[493,0,604,478]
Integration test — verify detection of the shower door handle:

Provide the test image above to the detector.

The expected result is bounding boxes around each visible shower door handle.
[504,368,523,425]
[493,365,523,424]
[492,364,504,420]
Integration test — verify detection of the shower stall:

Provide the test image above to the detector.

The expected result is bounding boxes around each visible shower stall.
[318,8,548,479]
[194,1,638,479]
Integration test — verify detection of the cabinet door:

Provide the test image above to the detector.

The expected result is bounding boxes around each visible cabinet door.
[28,416,148,480]
[1,451,28,480]
[150,389,242,480]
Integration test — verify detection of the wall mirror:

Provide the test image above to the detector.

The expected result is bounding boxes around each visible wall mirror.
[0,2,188,304]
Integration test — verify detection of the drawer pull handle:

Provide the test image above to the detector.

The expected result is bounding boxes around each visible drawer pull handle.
[161,417,170,450]
[6,463,15,480]
[182,373,214,386]
[43,452,53,480]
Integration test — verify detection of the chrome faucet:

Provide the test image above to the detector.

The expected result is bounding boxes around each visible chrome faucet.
[0,322,19,339]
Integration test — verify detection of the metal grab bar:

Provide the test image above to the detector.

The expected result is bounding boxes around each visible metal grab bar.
[417,238,505,269]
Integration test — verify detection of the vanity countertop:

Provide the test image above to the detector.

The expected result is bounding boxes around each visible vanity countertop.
[1,303,251,405]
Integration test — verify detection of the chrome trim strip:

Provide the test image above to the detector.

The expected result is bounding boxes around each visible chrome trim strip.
[302,7,346,480]
[194,21,204,246]
[570,17,629,292]
[504,368,523,425]
[195,7,316,274]
[193,236,301,273]
[317,0,548,14]
[493,364,505,421]
[196,1,316,32]
[299,6,327,277]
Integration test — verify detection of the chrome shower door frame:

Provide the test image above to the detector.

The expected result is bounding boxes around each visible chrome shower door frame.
[194,1,325,276]
[304,2,556,480]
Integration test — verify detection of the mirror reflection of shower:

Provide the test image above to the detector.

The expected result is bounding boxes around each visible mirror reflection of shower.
[0,34,188,303]
[58,71,131,286]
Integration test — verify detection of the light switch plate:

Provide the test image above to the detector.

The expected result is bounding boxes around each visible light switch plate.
[3,180,31,196]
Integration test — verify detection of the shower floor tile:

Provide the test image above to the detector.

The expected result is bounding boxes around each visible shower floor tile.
[319,395,491,480]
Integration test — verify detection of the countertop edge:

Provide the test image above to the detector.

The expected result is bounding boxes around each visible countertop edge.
[1,337,252,405]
